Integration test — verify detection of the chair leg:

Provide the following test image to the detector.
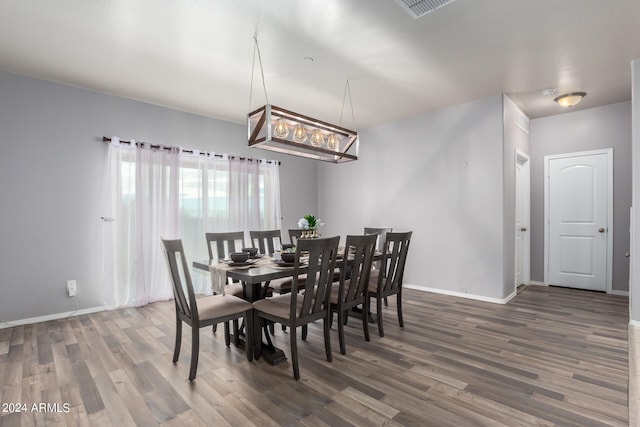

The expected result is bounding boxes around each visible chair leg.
[269,322,275,335]
[253,313,262,360]
[302,325,308,341]
[362,299,370,342]
[245,311,253,362]
[224,321,230,347]
[384,296,389,307]
[212,324,217,333]
[337,310,346,355]
[397,292,404,328]
[189,326,199,381]
[324,314,333,362]
[377,296,384,337]
[290,327,300,380]
[233,319,240,346]
[173,317,182,363]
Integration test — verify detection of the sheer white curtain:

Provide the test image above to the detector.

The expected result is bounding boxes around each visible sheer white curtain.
[103,139,282,308]
[134,143,180,306]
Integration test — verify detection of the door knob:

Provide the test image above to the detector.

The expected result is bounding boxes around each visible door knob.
[520,226,527,232]
[598,228,605,233]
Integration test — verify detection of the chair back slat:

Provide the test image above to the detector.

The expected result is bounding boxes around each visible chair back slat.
[205,232,245,261]
[378,232,412,293]
[340,234,377,303]
[162,239,196,321]
[291,236,339,323]
[250,229,282,255]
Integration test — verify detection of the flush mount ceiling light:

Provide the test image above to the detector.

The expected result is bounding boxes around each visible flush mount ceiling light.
[247,36,359,163]
[554,92,586,108]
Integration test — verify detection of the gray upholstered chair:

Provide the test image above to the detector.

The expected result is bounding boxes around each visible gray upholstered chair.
[161,238,253,381]
[330,234,377,355]
[366,231,412,337]
[252,236,340,380]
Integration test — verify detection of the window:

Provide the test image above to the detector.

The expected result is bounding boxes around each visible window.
[103,142,281,308]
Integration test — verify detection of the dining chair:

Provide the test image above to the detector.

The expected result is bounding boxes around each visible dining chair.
[366,231,412,337]
[204,231,246,298]
[330,234,377,355]
[161,238,253,381]
[364,227,392,253]
[288,229,305,246]
[252,235,340,380]
[249,229,283,256]
[364,227,392,306]
[205,231,246,261]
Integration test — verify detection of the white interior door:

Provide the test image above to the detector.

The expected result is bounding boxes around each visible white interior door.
[515,151,530,288]
[544,150,612,292]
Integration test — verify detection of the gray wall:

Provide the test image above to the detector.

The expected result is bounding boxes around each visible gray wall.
[0,70,317,323]
[529,101,632,292]
[317,95,508,300]
[632,59,640,321]
[502,96,531,296]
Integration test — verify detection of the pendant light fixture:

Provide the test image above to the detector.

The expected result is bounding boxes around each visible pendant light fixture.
[247,35,358,163]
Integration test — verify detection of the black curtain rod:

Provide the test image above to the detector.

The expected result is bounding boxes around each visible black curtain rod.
[102,136,281,165]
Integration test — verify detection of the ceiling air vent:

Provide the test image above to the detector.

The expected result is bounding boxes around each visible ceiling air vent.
[394,0,457,19]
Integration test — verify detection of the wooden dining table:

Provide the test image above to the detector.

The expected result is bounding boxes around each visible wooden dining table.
[193,249,382,365]
[192,256,308,365]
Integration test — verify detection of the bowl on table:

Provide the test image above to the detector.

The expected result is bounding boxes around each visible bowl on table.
[230,252,250,263]
[242,247,259,257]
[280,252,296,263]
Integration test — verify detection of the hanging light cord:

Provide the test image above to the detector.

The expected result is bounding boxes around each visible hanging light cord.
[249,34,270,110]
[339,79,356,129]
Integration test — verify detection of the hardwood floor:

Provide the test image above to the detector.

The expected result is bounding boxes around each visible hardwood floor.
[0,286,628,426]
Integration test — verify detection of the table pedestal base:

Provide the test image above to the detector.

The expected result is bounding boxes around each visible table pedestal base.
[261,345,287,365]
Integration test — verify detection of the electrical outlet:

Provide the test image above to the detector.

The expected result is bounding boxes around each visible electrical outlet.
[67,280,77,297]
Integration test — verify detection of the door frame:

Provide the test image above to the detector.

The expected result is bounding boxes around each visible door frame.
[515,149,530,291]
[543,148,613,293]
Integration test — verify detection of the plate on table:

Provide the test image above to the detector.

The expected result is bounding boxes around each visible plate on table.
[271,259,307,268]
[221,259,259,267]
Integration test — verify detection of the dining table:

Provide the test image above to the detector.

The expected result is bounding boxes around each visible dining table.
[192,248,382,365]
[193,255,308,365]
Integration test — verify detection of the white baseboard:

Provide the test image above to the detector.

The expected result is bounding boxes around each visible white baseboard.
[630,319,640,329]
[610,289,629,296]
[404,284,514,304]
[0,306,107,330]
[528,281,547,286]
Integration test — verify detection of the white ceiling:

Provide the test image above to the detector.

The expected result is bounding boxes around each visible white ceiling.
[1,0,639,129]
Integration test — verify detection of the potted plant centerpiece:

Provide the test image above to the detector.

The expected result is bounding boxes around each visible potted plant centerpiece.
[298,214,323,238]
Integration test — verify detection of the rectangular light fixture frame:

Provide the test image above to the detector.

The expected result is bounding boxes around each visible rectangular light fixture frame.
[248,104,359,163]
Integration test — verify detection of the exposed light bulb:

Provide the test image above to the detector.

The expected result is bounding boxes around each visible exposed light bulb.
[327,134,339,151]
[292,123,308,143]
[273,119,289,138]
[310,129,325,147]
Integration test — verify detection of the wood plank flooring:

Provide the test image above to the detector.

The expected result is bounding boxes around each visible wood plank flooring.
[0,285,629,426]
